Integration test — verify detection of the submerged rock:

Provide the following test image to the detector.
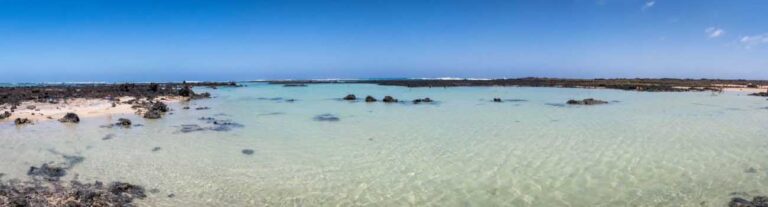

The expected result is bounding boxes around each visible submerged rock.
[143,110,162,119]
[412,98,433,104]
[365,96,377,102]
[382,96,398,103]
[314,114,340,122]
[14,118,32,125]
[102,134,116,140]
[729,196,768,207]
[566,98,609,105]
[493,98,502,102]
[58,113,80,123]
[242,149,254,155]
[150,102,169,113]
[179,124,206,133]
[116,118,132,127]
[152,147,162,152]
[343,94,357,100]
[27,164,67,181]
[195,107,210,110]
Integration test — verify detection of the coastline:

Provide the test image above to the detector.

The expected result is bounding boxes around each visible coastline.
[0,82,239,124]
[0,96,183,123]
[265,78,768,93]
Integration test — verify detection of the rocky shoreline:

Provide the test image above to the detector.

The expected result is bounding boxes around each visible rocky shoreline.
[266,78,768,92]
[0,82,237,106]
[0,82,239,123]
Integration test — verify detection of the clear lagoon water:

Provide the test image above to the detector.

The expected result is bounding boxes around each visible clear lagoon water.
[1,83,768,206]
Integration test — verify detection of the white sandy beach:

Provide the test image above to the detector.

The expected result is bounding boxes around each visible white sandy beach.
[0,96,184,123]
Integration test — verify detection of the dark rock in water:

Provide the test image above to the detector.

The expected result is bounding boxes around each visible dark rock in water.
[102,134,116,140]
[168,193,176,198]
[116,118,132,127]
[412,98,433,104]
[343,94,357,100]
[179,124,205,133]
[108,182,147,199]
[314,114,340,122]
[242,149,254,155]
[382,96,398,103]
[566,98,609,105]
[505,99,528,102]
[546,103,567,107]
[150,102,169,112]
[143,110,162,119]
[285,99,297,102]
[195,107,210,110]
[750,92,768,97]
[62,155,85,167]
[729,197,753,207]
[58,112,80,123]
[152,147,161,152]
[0,111,10,119]
[754,196,768,206]
[365,96,377,102]
[182,106,190,110]
[178,86,194,97]
[746,167,758,173]
[14,118,32,125]
[27,164,66,181]
[728,196,768,207]
[149,188,161,194]
[493,98,502,102]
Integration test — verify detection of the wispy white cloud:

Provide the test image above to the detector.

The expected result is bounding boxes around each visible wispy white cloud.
[705,27,725,38]
[740,33,768,48]
[642,1,656,11]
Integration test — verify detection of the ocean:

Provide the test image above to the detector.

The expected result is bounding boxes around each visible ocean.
[1,82,767,206]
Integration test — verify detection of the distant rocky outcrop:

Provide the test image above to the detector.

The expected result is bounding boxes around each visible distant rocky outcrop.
[343,94,357,101]
[0,82,235,106]
[566,98,609,105]
[365,96,377,102]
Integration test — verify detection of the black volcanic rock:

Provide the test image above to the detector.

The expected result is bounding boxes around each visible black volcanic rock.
[0,111,10,120]
[566,98,609,105]
[143,110,162,119]
[116,118,132,127]
[493,98,502,102]
[412,98,433,104]
[382,96,398,103]
[365,96,377,102]
[27,164,66,181]
[14,118,32,125]
[58,113,80,123]
[343,94,357,100]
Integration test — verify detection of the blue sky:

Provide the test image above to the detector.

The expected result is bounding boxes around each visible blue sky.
[1,0,767,82]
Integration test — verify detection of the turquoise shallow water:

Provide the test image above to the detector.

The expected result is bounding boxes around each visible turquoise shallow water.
[2,83,768,206]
